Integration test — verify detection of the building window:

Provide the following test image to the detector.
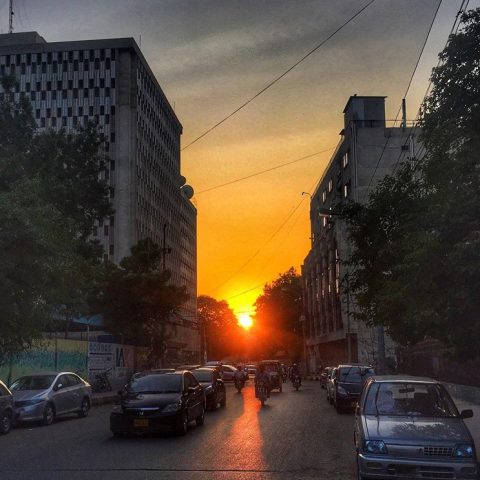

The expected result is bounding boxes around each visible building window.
[343,183,350,198]
[328,179,333,192]
[104,225,109,236]
[109,244,114,256]
[322,191,326,203]
[322,216,328,227]
[342,152,349,168]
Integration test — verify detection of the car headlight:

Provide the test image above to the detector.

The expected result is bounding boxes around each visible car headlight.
[337,386,348,396]
[454,444,474,458]
[365,440,388,454]
[162,402,182,413]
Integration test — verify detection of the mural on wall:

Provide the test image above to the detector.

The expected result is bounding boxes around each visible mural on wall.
[0,339,88,386]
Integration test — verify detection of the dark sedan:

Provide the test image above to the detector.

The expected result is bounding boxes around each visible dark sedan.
[110,371,205,436]
[355,376,477,479]
[333,364,375,413]
[192,368,226,410]
[0,380,14,435]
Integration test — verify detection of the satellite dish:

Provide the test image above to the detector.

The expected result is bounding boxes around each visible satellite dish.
[181,185,194,199]
[178,175,187,187]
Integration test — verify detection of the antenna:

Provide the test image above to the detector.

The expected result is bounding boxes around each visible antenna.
[8,0,14,34]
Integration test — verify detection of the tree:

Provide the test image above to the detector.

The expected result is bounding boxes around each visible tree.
[197,295,241,360]
[97,239,189,365]
[341,9,480,359]
[253,268,303,359]
[0,76,111,363]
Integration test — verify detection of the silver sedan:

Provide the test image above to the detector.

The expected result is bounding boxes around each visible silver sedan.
[10,372,92,426]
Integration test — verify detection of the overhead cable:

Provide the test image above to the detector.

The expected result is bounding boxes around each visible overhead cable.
[181,0,376,152]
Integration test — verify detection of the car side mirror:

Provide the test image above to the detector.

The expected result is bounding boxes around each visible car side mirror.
[54,383,63,391]
[460,409,473,419]
[187,387,196,394]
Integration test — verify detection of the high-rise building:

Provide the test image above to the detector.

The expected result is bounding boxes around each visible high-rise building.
[301,96,422,372]
[0,32,199,363]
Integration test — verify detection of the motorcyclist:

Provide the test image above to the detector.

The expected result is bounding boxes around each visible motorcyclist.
[234,365,247,383]
[255,364,271,398]
[290,363,301,380]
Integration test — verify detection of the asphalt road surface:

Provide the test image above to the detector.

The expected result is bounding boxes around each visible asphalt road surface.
[0,380,357,480]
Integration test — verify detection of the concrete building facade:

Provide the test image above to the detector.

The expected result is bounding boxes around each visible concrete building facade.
[0,32,199,364]
[301,96,421,373]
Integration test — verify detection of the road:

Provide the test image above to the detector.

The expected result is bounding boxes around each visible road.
[0,381,356,480]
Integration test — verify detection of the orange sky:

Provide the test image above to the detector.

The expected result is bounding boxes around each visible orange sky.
[15,0,469,317]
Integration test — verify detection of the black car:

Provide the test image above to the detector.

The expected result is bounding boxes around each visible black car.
[0,380,14,435]
[110,371,206,436]
[333,364,375,413]
[192,368,226,410]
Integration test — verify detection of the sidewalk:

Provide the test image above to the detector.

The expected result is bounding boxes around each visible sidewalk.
[91,391,117,406]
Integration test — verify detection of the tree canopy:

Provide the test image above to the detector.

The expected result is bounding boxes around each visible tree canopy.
[0,76,111,364]
[341,9,480,359]
[97,238,189,364]
[253,267,303,359]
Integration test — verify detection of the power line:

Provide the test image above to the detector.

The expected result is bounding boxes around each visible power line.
[361,0,443,202]
[391,0,471,174]
[181,0,376,152]
[196,147,335,195]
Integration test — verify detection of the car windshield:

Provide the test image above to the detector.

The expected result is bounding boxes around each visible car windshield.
[127,374,182,394]
[192,370,213,382]
[338,366,374,383]
[364,382,460,417]
[10,375,56,391]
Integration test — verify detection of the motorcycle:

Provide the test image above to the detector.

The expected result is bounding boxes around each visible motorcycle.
[234,377,245,393]
[256,382,268,406]
[292,374,301,391]
[92,368,113,393]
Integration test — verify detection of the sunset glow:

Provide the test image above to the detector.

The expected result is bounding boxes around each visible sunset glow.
[238,313,253,330]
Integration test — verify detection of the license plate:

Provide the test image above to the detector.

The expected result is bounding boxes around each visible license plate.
[133,418,149,428]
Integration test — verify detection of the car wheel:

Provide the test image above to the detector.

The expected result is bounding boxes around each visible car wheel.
[0,411,12,435]
[176,410,188,436]
[78,397,90,418]
[196,407,205,426]
[220,392,226,407]
[336,402,343,414]
[210,393,218,410]
[42,403,55,426]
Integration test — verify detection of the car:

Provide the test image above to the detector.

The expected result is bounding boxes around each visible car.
[130,369,175,381]
[110,371,206,436]
[245,364,257,376]
[354,375,478,480]
[333,364,375,413]
[220,365,237,382]
[10,372,92,426]
[0,380,14,435]
[320,367,333,389]
[204,361,223,368]
[326,367,338,404]
[192,367,226,410]
[258,360,282,392]
[176,364,202,371]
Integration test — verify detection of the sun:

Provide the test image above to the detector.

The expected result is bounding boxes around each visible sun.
[238,313,253,330]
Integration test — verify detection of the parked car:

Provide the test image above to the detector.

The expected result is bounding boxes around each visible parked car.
[130,369,175,381]
[110,371,206,436]
[326,367,338,404]
[355,375,477,480]
[204,361,223,368]
[333,364,375,413]
[192,368,226,410]
[0,380,14,435]
[176,365,202,371]
[246,365,257,376]
[220,365,237,382]
[10,372,92,426]
[320,367,333,389]
[258,360,282,392]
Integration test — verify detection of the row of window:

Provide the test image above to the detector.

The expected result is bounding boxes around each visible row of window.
[1,48,115,68]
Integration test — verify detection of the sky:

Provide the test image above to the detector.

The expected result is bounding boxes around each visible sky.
[1,0,476,317]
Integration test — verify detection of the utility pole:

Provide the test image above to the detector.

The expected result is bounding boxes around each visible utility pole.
[8,0,14,34]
